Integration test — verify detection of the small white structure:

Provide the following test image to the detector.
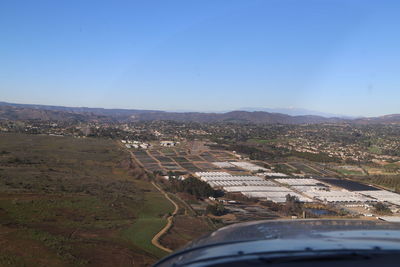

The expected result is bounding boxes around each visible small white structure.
[160,141,176,147]
[140,143,150,149]
[264,172,289,178]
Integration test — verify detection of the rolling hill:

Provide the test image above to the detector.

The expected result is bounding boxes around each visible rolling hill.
[0,101,399,124]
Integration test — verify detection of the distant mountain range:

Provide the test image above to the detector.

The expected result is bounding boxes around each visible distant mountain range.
[0,101,399,124]
[239,107,356,119]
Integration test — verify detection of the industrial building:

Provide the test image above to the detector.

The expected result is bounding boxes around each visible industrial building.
[229,161,269,172]
[275,178,322,186]
[358,190,400,206]
[212,162,235,168]
[242,191,312,203]
[195,172,312,203]
[195,173,400,206]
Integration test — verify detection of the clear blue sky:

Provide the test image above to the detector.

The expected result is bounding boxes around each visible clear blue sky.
[1,0,399,116]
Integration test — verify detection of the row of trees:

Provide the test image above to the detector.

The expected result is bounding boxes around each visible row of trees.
[363,175,400,193]
[290,151,341,163]
[229,144,283,160]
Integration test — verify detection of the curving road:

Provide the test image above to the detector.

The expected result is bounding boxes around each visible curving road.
[123,145,179,254]
[151,181,179,253]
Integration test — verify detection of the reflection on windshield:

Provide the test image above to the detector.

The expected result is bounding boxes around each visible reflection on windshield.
[1,0,400,266]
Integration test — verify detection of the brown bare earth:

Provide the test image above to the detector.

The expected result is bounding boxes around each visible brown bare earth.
[0,225,65,267]
[0,133,174,266]
[160,215,212,250]
[73,242,153,267]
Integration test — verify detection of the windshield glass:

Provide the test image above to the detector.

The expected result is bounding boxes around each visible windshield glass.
[1,1,400,266]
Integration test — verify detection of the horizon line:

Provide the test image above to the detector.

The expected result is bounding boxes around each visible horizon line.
[0,100,394,119]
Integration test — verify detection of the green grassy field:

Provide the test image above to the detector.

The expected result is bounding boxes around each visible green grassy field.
[0,133,173,266]
[336,168,365,176]
[120,182,174,258]
[248,138,278,144]
[368,146,383,154]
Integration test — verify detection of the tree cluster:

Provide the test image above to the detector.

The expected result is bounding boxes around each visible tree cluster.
[169,176,216,198]
[283,194,303,216]
[206,203,227,216]
[374,202,392,214]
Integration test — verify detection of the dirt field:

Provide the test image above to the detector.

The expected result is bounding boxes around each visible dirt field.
[160,215,212,250]
[0,133,174,266]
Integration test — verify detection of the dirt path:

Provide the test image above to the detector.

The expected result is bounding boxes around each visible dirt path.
[123,145,179,253]
[150,182,179,253]
[145,150,166,172]
[300,162,324,176]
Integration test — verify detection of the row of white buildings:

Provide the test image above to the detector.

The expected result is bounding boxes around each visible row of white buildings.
[196,171,400,207]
